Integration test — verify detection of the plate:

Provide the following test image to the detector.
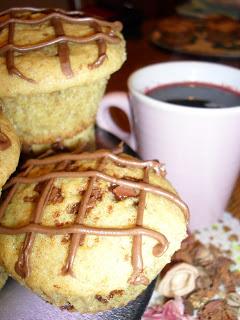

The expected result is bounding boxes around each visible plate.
[150,15,240,59]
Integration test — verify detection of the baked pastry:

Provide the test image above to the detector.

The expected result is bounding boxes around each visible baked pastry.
[206,16,240,46]
[0,146,189,313]
[0,7,126,153]
[0,112,20,289]
[157,16,196,47]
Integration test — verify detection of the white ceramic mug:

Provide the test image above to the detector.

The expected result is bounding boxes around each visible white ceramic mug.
[97,61,240,230]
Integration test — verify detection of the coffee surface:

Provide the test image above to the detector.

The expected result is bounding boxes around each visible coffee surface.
[146,82,240,108]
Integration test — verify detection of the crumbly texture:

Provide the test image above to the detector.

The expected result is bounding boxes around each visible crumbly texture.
[0,153,187,313]
[0,265,8,290]
[1,80,106,147]
[30,124,95,154]
[0,10,126,148]
[0,113,20,193]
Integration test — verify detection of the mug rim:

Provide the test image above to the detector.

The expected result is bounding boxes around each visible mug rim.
[127,61,240,115]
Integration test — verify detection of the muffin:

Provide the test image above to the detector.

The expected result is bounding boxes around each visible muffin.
[206,16,240,46]
[0,146,189,313]
[0,112,20,289]
[157,16,196,47]
[0,7,126,153]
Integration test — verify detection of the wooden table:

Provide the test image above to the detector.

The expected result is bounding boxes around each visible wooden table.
[106,19,240,220]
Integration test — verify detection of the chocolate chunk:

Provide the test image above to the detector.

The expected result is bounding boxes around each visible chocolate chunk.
[124,176,142,182]
[112,185,138,201]
[108,205,113,214]
[108,290,124,299]
[61,234,70,244]
[23,195,39,203]
[95,295,108,304]
[198,300,237,320]
[68,202,80,215]
[60,302,75,311]
[87,188,102,209]
[48,186,64,204]
[34,181,48,194]
[95,290,124,304]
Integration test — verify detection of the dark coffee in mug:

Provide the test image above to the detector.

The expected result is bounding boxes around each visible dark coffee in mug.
[146,82,240,108]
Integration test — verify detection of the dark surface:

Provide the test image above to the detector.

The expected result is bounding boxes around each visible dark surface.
[96,126,135,156]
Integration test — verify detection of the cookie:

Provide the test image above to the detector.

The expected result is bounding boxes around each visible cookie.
[0,146,189,313]
[206,16,240,45]
[0,8,126,152]
[157,16,196,47]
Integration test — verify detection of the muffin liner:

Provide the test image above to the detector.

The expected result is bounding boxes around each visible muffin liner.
[0,279,156,320]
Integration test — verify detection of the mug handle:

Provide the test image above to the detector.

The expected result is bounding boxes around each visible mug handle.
[97,91,137,151]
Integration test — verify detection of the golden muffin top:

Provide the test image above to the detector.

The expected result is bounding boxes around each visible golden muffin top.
[0,146,188,312]
[0,7,126,97]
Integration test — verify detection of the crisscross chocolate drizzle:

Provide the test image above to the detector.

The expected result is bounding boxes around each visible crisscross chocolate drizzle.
[0,146,189,285]
[0,7,123,82]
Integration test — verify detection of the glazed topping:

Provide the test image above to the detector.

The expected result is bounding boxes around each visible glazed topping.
[0,7,123,82]
[0,146,189,284]
[0,130,11,150]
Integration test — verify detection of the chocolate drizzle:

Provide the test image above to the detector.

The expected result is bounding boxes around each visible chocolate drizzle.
[0,130,11,150]
[0,7,123,81]
[0,146,189,284]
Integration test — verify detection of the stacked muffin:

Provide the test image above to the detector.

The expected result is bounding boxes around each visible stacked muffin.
[0,7,189,318]
[0,7,126,153]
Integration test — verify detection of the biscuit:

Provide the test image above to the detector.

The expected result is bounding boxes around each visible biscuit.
[0,147,188,313]
[206,16,240,45]
[0,8,126,152]
[157,16,196,47]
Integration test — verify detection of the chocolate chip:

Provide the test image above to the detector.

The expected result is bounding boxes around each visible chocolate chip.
[87,188,102,209]
[48,186,64,204]
[108,290,125,299]
[34,181,48,194]
[23,195,39,203]
[60,302,75,311]
[68,202,80,215]
[61,234,70,244]
[111,185,138,201]
[95,295,108,304]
